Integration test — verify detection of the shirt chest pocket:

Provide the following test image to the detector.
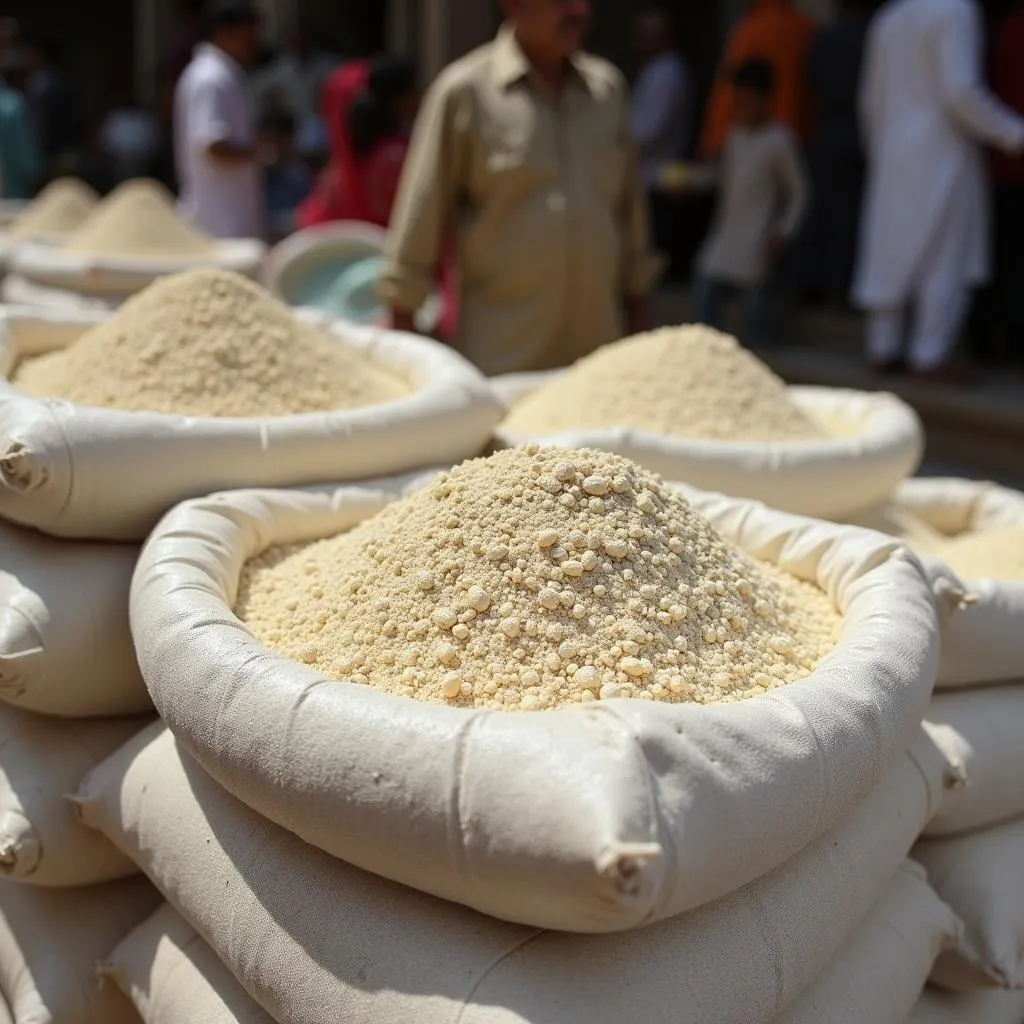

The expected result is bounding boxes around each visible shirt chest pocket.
[472,102,555,197]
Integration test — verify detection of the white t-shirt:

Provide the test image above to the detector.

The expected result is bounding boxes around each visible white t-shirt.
[174,43,263,240]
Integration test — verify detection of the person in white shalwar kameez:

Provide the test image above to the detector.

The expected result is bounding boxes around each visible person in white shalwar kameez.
[853,0,1024,379]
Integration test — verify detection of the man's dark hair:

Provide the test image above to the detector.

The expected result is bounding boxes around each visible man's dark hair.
[349,56,417,156]
[204,0,258,34]
[732,57,775,96]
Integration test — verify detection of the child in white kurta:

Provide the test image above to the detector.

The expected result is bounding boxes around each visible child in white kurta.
[695,58,808,345]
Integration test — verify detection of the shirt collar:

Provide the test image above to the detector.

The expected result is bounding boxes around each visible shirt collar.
[491,23,592,94]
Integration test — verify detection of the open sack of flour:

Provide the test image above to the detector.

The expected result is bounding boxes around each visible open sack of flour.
[0,270,502,539]
[104,903,274,1024]
[8,180,264,299]
[129,448,940,933]
[916,816,1024,991]
[491,328,924,520]
[0,179,98,269]
[76,722,956,1024]
[0,876,159,1024]
[0,517,146,717]
[847,477,1024,687]
[0,704,144,886]
[772,860,961,1024]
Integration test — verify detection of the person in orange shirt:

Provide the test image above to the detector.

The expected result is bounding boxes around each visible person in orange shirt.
[698,0,815,158]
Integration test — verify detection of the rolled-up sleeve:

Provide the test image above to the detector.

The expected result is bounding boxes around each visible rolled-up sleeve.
[378,71,466,313]
[617,96,662,297]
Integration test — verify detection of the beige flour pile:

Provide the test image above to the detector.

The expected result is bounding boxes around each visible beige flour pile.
[7,179,99,240]
[14,268,409,417]
[237,446,842,711]
[501,327,828,442]
[936,527,1024,582]
[61,179,214,257]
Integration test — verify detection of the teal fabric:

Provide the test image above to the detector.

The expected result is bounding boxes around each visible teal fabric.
[323,257,386,323]
[0,87,39,200]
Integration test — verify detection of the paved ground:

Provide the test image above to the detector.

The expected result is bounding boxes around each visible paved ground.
[653,286,1024,490]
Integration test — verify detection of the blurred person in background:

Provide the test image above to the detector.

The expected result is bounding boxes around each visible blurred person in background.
[97,72,162,187]
[24,36,82,181]
[694,58,808,346]
[797,0,875,307]
[174,0,263,239]
[297,55,418,230]
[252,16,340,134]
[699,0,815,158]
[379,0,657,376]
[631,6,690,277]
[0,48,39,198]
[260,107,313,242]
[854,0,1024,383]
[0,18,22,73]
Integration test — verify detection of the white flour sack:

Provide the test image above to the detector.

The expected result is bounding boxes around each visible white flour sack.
[0,281,502,540]
[924,688,1024,838]
[916,817,1024,991]
[909,989,1024,1023]
[772,861,961,1024]
[7,179,264,298]
[491,330,924,520]
[129,449,939,933]
[76,724,956,1024]
[0,518,147,717]
[884,477,1024,688]
[0,274,118,312]
[0,704,142,886]
[0,876,160,1024]
[103,903,275,1024]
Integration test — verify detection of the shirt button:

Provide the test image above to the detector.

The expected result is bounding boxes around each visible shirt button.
[547,192,567,212]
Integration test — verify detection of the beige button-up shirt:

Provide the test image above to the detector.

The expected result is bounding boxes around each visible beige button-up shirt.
[378,26,658,375]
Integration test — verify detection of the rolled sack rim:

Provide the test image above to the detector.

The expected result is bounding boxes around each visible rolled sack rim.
[130,475,940,931]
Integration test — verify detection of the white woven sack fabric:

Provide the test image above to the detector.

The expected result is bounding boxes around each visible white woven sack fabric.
[0,306,502,540]
[0,274,119,311]
[0,519,147,717]
[916,817,1024,991]
[103,903,275,1024]
[129,475,939,932]
[491,369,924,520]
[773,861,961,1024]
[909,988,1024,1023]
[889,477,1024,689]
[9,236,266,298]
[0,875,160,1024]
[76,723,955,1024]
[0,704,142,886]
[924,688,1024,838]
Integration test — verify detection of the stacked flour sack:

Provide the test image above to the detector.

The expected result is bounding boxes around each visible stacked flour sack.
[68,443,964,1023]
[843,480,1024,1022]
[0,490,160,1023]
[5,179,263,309]
[493,325,925,521]
[0,268,500,1023]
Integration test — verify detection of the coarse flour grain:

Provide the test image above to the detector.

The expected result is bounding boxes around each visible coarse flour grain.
[60,179,214,257]
[6,178,98,240]
[13,268,409,417]
[237,446,842,711]
[501,327,828,442]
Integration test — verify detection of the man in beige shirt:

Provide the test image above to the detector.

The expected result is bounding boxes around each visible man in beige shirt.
[378,0,659,375]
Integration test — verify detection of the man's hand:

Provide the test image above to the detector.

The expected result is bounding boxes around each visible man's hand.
[389,310,417,334]
[626,295,652,335]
